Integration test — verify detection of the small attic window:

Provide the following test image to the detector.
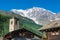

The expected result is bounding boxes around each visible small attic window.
[51,32,55,35]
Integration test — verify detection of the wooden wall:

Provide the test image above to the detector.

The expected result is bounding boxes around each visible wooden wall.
[46,30,60,40]
[19,32,34,38]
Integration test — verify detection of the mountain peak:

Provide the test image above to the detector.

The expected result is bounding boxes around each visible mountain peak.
[11,7,57,25]
[26,7,56,14]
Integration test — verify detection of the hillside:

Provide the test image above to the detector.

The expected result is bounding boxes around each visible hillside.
[0,11,10,36]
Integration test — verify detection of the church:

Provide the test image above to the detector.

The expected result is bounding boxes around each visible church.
[3,17,42,40]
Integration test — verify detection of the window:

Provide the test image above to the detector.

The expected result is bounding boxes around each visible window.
[51,31,59,36]
[11,21,13,24]
[56,32,59,35]
[51,32,55,35]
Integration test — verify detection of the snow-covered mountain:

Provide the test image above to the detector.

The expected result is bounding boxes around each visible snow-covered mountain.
[55,13,60,20]
[11,7,59,25]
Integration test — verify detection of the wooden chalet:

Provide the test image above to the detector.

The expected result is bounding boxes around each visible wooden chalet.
[39,20,60,40]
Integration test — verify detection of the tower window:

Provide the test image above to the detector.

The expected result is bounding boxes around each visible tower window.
[11,21,13,24]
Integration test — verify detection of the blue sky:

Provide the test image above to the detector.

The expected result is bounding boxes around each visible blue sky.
[0,0,60,13]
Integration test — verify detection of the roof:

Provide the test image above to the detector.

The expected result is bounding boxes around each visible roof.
[23,26,42,37]
[5,26,42,38]
[39,20,60,30]
[10,16,19,20]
